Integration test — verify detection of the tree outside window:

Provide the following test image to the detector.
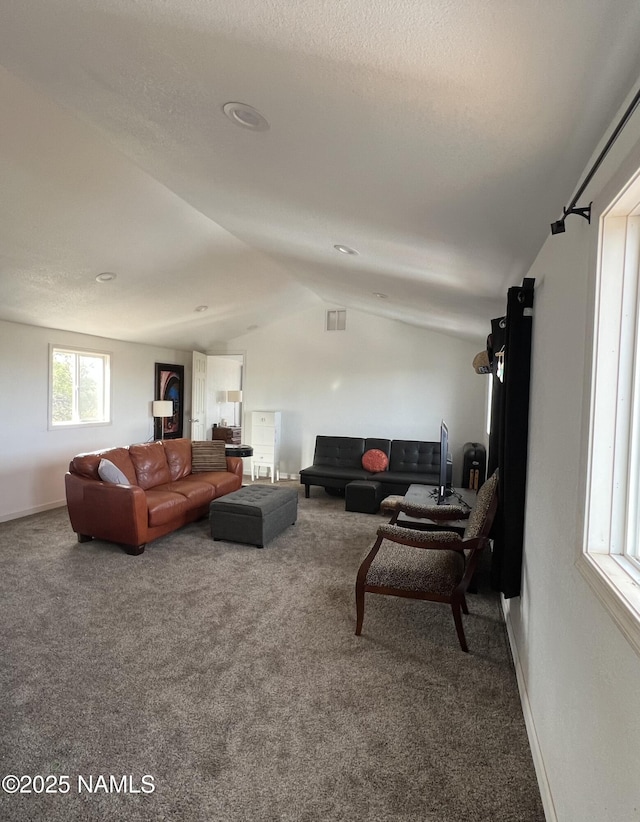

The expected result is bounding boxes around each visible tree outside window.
[50,347,111,426]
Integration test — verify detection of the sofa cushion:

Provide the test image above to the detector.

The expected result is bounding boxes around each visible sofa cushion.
[163,438,193,481]
[129,442,171,490]
[192,440,227,472]
[144,490,190,527]
[362,449,389,472]
[388,440,441,475]
[154,479,215,507]
[312,436,365,468]
[98,458,130,485]
[193,471,242,497]
[364,438,391,458]
[299,465,370,482]
[70,447,137,485]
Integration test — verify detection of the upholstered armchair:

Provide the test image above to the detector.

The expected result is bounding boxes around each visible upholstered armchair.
[355,471,499,652]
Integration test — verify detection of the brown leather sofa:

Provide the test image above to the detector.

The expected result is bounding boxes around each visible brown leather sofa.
[65,438,243,555]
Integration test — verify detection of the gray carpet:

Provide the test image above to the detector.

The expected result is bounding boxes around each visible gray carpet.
[0,482,544,822]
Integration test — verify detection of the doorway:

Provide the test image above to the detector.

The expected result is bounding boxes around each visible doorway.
[207,354,245,438]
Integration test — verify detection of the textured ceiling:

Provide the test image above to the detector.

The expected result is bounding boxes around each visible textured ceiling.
[1,0,640,349]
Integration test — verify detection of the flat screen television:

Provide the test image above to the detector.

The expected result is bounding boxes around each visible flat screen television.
[437,420,450,505]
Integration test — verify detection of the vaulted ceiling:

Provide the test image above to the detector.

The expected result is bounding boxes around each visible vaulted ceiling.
[2,1,640,349]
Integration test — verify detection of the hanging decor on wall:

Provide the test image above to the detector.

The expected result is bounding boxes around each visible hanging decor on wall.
[154,362,184,440]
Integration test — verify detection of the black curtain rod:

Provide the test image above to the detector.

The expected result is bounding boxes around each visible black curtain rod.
[551,85,640,235]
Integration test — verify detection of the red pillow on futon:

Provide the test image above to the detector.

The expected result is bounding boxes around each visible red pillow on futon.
[362,449,389,472]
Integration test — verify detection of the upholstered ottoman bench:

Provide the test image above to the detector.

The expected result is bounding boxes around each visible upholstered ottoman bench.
[345,480,383,514]
[209,485,298,548]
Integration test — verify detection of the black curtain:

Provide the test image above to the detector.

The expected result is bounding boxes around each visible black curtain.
[488,278,535,598]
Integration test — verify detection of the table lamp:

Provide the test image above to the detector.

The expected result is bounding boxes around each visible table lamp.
[152,400,174,441]
[226,390,242,427]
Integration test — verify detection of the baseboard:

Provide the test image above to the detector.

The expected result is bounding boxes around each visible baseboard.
[0,499,67,523]
[502,599,557,822]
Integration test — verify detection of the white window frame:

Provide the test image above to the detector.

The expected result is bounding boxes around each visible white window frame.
[49,344,112,429]
[326,309,346,331]
[581,164,640,657]
[486,374,493,437]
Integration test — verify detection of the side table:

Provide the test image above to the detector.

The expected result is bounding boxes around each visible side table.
[224,445,254,458]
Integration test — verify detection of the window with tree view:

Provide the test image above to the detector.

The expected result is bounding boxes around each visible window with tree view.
[50,346,111,426]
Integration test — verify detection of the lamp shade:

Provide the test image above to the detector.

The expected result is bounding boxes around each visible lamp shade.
[226,390,243,403]
[152,400,174,417]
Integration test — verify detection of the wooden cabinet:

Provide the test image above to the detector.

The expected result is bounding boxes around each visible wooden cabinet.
[212,426,242,444]
[250,411,281,482]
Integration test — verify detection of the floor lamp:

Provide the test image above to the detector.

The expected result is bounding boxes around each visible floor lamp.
[226,390,242,427]
[153,400,174,441]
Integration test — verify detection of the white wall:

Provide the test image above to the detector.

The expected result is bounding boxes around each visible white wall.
[0,320,191,521]
[228,305,488,483]
[505,83,640,821]
[1,308,487,522]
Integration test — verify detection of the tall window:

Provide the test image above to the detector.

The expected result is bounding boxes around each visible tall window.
[50,346,111,427]
[582,165,640,654]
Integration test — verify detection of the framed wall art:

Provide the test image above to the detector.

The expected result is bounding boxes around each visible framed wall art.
[154,362,184,439]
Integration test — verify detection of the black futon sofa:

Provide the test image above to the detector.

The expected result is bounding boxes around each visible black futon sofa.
[299,436,452,498]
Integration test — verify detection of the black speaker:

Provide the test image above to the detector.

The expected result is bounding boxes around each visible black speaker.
[462,442,486,490]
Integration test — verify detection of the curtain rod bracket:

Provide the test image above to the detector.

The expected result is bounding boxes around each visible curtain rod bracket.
[550,85,640,236]
[550,202,592,235]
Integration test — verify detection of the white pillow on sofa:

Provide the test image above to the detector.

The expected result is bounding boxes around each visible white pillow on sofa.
[98,458,129,485]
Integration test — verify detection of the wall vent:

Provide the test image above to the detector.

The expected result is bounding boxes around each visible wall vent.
[326,309,347,331]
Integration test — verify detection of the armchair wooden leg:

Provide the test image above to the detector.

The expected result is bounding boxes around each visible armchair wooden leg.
[451,599,469,652]
[355,584,365,635]
[461,594,469,615]
[355,537,383,636]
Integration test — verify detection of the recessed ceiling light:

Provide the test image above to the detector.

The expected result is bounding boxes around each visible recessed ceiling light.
[95,272,116,282]
[334,245,358,255]
[194,305,208,313]
[373,292,388,299]
[222,102,270,131]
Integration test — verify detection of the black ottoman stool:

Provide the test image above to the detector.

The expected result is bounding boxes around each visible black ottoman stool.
[209,485,298,548]
[345,480,382,514]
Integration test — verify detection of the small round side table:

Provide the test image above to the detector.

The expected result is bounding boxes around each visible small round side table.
[224,445,254,458]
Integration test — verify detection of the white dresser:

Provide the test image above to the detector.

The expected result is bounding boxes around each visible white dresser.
[250,411,281,482]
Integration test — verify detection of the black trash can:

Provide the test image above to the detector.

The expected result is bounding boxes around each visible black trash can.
[462,442,486,490]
